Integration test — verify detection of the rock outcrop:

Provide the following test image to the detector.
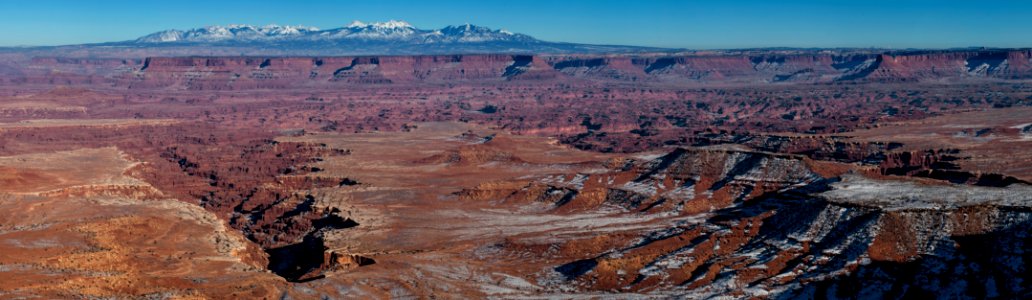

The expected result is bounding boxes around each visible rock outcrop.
[8,49,1032,88]
[533,150,1032,299]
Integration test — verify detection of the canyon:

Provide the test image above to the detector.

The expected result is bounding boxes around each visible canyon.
[0,48,1030,298]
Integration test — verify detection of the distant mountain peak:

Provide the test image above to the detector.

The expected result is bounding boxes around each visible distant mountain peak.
[125,20,668,55]
[332,20,419,40]
[135,21,527,43]
[135,24,321,43]
[345,20,413,29]
[433,23,531,43]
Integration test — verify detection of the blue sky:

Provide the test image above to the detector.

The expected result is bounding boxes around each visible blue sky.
[1,0,1030,49]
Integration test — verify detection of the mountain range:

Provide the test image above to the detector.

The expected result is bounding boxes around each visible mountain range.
[95,20,671,55]
[135,21,538,43]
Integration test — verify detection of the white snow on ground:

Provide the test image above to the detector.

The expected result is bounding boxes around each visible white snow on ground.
[662,185,695,201]
[820,174,1032,210]
[538,173,589,190]
[479,272,542,296]
[633,152,667,161]
[639,246,696,277]
[440,208,710,243]
[620,181,659,196]
[567,174,589,189]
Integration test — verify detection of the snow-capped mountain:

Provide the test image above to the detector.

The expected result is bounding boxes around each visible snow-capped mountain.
[135,20,537,44]
[136,24,321,43]
[322,20,420,40]
[90,20,673,55]
[433,24,536,43]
